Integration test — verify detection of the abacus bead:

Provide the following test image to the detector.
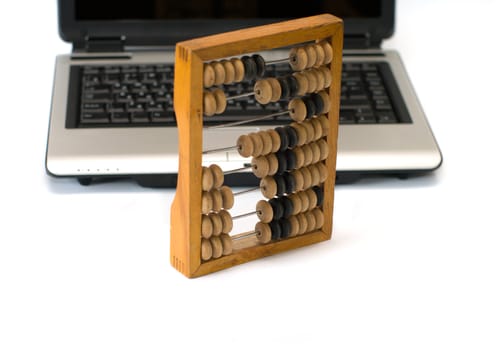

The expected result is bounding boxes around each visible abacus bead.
[292,72,309,97]
[265,77,280,103]
[242,56,257,80]
[305,211,316,233]
[308,163,321,187]
[300,167,312,189]
[304,69,318,93]
[305,44,317,69]
[311,93,325,117]
[284,150,296,172]
[210,188,223,211]
[292,169,305,192]
[288,98,307,122]
[201,191,213,214]
[203,91,217,117]
[201,238,213,261]
[269,220,282,240]
[309,142,321,164]
[267,129,281,153]
[289,193,302,215]
[317,138,329,161]
[251,156,270,178]
[302,122,315,144]
[201,215,213,239]
[220,209,233,234]
[264,153,278,176]
[289,46,308,71]
[306,188,318,211]
[221,59,235,84]
[312,186,324,206]
[274,175,286,196]
[284,172,296,194]
[275,152,287,175]
[311,69,325,92]
[298,191,310,212]
[275,127,289,152]
[284,126,298,149]
[303,96,317,119]
[220,186,234,209]
[277,77,290,99]
[254,79,273,105]
[310,117,324,141]
[250,132,264,157]
[209,212,223,236]
[286,75,299,97]
[210,236,223,258]
[211,61,226,86]
[281,196,294,218]
[289,215,300,236]
[312,208,325,230]
[296,213,308,234]
[279,218,291,238]
[203,63,215,88]
[290,122,307,146]
[269,198,284,220]
[252,54,266,78]
[255,222,272,243]
[317,162,328,183]
[256,199,273,223]
[318,114,329,137]
[209,164,224,189]
[317,91,331,114]
[202,166,214,191]
[231,58,245,82]
[213,88,227,114]
[293,147,305,169]
[302,143,313,166]
[319,40,333,64]
[260,176,277,199]
[237,134,254,158]
[314,43,325,67]
[220,233,233,255]
[319,66,332,89]
[259,130,273,156]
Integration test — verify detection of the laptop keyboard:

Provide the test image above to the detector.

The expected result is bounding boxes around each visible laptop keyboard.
[67,61,411,128]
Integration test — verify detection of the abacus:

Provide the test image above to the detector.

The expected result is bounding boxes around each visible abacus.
[170,14,343,277]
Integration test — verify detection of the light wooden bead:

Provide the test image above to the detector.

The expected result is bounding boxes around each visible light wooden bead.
[312,208,325,230]
[302,122,315,144]
[304,44,317,69]
[210,236,223,258]
[221,60,235,84]
[319,66,332,89]
[201,166,214,191]
[201,191,213,214]
[267,129,281,153]
[248,132,263,158]
[290,122,307,146]
[254,79,273,105]
[313,44,325,67]
[213,88,227,114]
[300,167,312,189]
[220,209,233,234]
[251,156,270,178]
[260,176,277,199]
[292,72,309,97]
[301,143,313,167]
[289,193,303,216]
[305,211,316,233]
[317,138,329,161]
[309,142,321,164]
[256,200,273,223]
[319,40,333,64]
[237,134,254,158]
[258,130,273,155]
[203,91,217,117]
[317,90,331,114]
[201,215,213,239]
[210,188,223,211]
[211,61,226,85]
[289,215,300,237]
[298,191,310,213]
[288,98,307,122]
[203,63,215,88]
[303,69,318,93]
[308,164,320,187]
[293,147,305,169]
[201,238,213,261]
[310,118,323,141]
[289,46,308,71]
[305,188,318,211]
[296,213,308,235]
[311,69,325,93]
[255,222,272,243]
[318,114,329,137]
[266,153,279,176]
[220,233,233,256]
[231,58,245,82]
[220,186,234,209]
[267,77,282,102]
[316,162,328,183]
[209,212,223,236]
[209,164,224,189]
[291,169,305,192]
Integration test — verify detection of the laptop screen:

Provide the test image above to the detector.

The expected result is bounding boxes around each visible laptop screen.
[60,0,394,48]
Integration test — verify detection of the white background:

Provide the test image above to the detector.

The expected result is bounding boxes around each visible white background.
[1,1,501,349]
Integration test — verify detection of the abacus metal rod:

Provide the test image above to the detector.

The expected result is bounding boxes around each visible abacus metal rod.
[206,109,291,129]
[265,57,290,65]
[231,230,259,241]
[225,91,255,101]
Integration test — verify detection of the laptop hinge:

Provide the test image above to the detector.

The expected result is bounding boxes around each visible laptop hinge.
[82,36,126,53]
[344,33,380,49]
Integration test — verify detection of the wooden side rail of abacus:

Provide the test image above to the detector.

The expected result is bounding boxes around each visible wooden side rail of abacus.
[171,14,343,278]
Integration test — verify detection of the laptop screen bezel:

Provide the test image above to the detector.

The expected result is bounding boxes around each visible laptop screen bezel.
[59,0,394,49]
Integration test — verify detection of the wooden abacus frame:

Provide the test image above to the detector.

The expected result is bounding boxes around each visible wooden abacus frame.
[170,14,343,278]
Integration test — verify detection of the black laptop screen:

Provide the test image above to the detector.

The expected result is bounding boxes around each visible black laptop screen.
[75,0,381,20]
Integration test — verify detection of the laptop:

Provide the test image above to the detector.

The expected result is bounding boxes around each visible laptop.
[45,0,442,187]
